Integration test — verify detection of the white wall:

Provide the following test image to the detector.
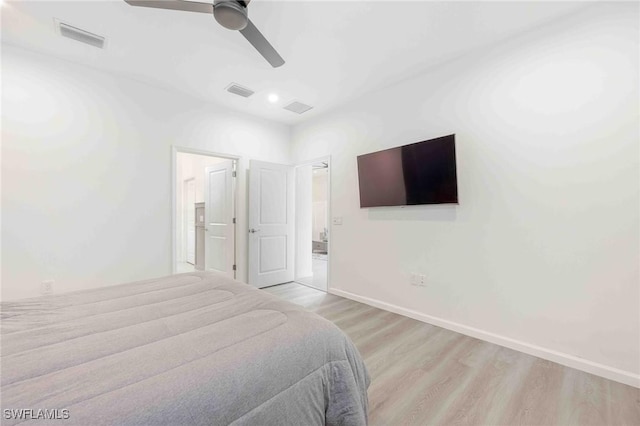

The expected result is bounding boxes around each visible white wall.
[291,2,639,385]
[1,45,290,300]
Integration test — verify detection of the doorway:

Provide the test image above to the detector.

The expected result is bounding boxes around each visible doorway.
[294,159,330,291]
[173,149,237,277]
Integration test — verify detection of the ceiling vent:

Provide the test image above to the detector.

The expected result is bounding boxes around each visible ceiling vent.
[283,101,313,115]
[226,83,255,98]
[57,21,105,49]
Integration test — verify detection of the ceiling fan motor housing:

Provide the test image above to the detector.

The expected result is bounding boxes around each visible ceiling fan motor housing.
[214,0,248,31]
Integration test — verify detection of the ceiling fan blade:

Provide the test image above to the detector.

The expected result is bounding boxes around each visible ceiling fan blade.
[239,19,285,68]
[124,0,213,14]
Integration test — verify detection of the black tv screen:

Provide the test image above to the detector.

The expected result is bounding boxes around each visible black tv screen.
[357,134,458,207]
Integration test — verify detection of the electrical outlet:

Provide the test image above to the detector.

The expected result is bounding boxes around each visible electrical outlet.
[41,280,54,295]
[418,274,427,287]
[410,274,427,287]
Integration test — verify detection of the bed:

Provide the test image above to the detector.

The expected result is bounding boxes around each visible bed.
[0,271,370,425]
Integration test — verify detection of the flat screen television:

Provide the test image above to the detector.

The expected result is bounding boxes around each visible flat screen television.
[357,134,458,207]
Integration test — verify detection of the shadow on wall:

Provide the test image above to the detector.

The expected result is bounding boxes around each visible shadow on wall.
[367,204,457,222]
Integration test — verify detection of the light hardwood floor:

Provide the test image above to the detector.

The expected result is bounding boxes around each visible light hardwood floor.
[262,282,640,426]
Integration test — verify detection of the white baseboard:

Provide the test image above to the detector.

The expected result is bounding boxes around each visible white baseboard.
[328,288,640,388]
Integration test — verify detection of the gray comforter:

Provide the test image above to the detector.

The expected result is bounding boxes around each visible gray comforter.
[0,272,370,425]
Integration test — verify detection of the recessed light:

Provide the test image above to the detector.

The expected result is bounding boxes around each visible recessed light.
[268,93,279,103]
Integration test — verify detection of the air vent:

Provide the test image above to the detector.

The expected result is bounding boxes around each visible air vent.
[283,101,313,115]
[226,83,255,98]
[58,22,105,49]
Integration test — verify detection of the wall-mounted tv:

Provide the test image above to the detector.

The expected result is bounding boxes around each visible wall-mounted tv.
[357,134,458,207]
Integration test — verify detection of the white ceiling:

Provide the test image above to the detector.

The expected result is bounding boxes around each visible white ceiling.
[2,0,590,125]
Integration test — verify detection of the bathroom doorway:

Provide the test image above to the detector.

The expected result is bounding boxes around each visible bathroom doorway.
[173,149,237,277]
[294,158,330,291]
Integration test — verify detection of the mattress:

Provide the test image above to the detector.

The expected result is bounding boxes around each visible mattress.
[0,272,370,425]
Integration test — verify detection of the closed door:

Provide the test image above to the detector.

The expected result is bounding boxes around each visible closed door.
[248,160,294,288]
[185,179,196,264]
[204,161,235,277]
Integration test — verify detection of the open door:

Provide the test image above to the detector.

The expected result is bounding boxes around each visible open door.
[204,161,235,278]
[248,160,294,288]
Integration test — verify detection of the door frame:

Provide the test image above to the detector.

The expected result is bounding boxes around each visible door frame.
[171,146,241,277]
[294,155,332,292]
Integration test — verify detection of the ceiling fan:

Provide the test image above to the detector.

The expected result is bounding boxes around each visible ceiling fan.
[124,0,285,68]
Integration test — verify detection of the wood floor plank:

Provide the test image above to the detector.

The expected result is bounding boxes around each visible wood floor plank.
[340,310,402,344]
[370,336,479,425]
[364,323,441,378]
[430,343,506,426]
[264,283,640,425]
[469,348,536,425]
[499,358,565,425]
[606,379,640,425]
[557,368,610,426]
[395,339,499,425]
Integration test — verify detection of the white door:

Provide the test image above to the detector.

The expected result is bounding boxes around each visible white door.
[185,179,196,264]
[248,160,294,288]
[204,161,235,278]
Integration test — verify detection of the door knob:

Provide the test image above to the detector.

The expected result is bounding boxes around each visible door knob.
[249,228,260,233]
